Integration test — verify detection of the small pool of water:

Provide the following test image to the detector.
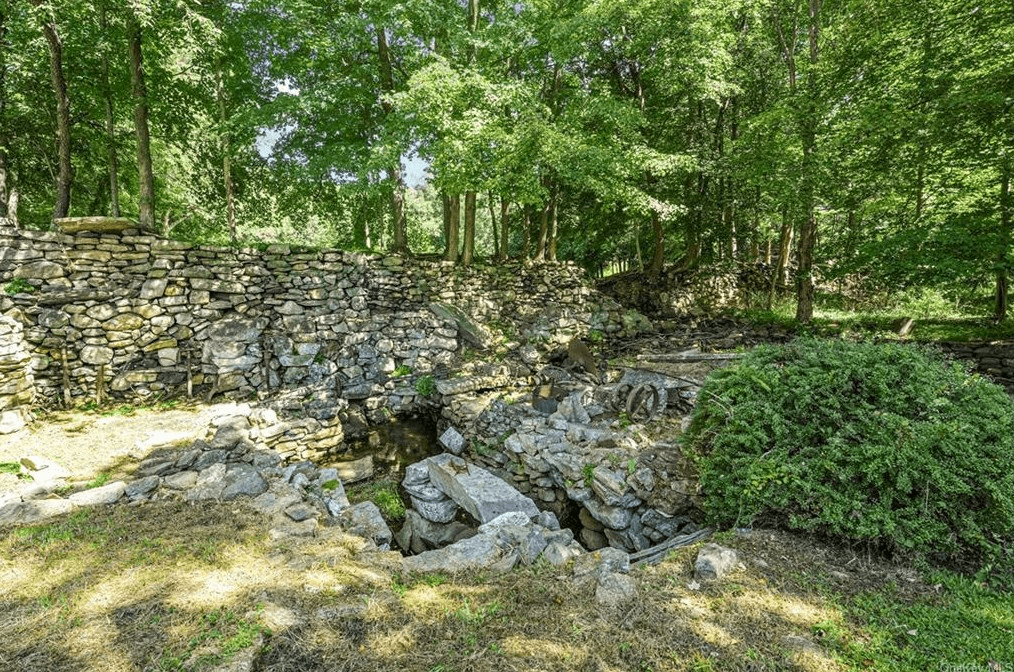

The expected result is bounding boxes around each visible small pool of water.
[324,415,442,482]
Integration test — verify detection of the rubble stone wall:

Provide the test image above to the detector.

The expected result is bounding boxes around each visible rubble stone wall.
[0,224,636,413]
[0,315,33,434]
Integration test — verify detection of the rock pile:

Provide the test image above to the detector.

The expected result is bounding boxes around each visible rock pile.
[432,362,706,554]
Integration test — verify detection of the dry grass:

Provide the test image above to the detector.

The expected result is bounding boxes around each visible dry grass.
[0,496,950,672]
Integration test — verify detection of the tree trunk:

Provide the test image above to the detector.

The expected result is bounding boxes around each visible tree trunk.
[498,197,510,262]
[0,5,10,220]
[997,159,1012,321]
[523,206,531,259]
[444,194,460,262]
[128,20,155,231]
[216,64,236,242]
[648,211,665,276]
[376,25,408,254]
[794,0,822,323]
[461,191,476,266]
[536,189,551,261]
[37,4,72,220]
[6,187,18,226]
[442,192,451,247]
[99,2,119,216]
[547,184,559,261]
[767,205,793,310]
[488,193,499,260]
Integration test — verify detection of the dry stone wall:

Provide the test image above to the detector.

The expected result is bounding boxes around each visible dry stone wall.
[0,315,33,434]
[0,224,636,417]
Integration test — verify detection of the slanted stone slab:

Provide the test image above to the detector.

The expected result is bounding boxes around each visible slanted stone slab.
[595,572,638,606]
[401,533,501,575]
[221,464,269,500]
[426,454,539,524]
[342,501,392,550]
[68,481,126,506]
[428,302,493,350]
[54,216,137,234]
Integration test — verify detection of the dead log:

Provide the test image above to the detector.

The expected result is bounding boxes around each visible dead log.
[630,528,713,567]
[636,352,741,363]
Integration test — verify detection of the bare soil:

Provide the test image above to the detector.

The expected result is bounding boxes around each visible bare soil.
[0,402,231,491]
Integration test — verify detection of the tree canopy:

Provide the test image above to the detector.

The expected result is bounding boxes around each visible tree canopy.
[1,0,1011,319]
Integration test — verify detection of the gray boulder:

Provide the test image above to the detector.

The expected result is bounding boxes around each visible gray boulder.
[694,543,741,582]
[343,501,393,550]
[221,464,269,500]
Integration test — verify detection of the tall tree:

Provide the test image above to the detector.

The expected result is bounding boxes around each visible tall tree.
[33,0,73,219]
[128,15,155,230]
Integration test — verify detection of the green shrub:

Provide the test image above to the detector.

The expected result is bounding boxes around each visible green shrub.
[684,338,1014,572]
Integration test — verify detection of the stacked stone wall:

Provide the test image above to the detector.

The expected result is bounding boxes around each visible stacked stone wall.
[0,315,34,434]
[0,225,635,414]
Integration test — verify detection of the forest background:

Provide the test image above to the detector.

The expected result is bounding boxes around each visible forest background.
[1,0,1011,323]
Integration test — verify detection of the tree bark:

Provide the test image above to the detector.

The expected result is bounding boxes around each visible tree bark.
[522,206,531,259]
[767,205,793,310]
[36,3,72,220]
[0,4,9,220]
[793,0,822,323]
[99,2,120,216]
[444,193,460,262]
[216,64,236,241]
[461,191,476,266]
[997,158,1012,321]
[498,197,510,262]
[376,25,408,254]
[649,211,665,276]
[489,194,499,260]
[129,19,155,231]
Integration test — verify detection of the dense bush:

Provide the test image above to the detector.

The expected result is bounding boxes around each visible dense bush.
[684,338,1014,572]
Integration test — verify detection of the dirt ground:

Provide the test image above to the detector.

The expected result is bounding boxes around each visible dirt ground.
[0,402,234,491]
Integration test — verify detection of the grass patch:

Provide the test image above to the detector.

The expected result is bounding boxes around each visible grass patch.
[0,497,1006,672]
[735,289,1014,342]
[827,571,1014,671]
[85,472,110,489]
[0,461,25,477]
[346,479,406,521]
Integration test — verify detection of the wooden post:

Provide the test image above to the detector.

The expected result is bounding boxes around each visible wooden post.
[60,345,72,408]
[95,363,105,406]
[186,348,193,398]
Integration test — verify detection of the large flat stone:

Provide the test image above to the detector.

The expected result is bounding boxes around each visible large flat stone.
[68,481,126,506]
[426,454,539,524]
[0,498,76,526]
[401,533,501,574]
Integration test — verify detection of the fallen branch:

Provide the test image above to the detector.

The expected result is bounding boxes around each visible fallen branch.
[630,528,713,567]
[636,352,741,363]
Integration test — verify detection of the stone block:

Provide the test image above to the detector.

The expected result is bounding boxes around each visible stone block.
[427,454,540,524]
[438,426,467,455]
